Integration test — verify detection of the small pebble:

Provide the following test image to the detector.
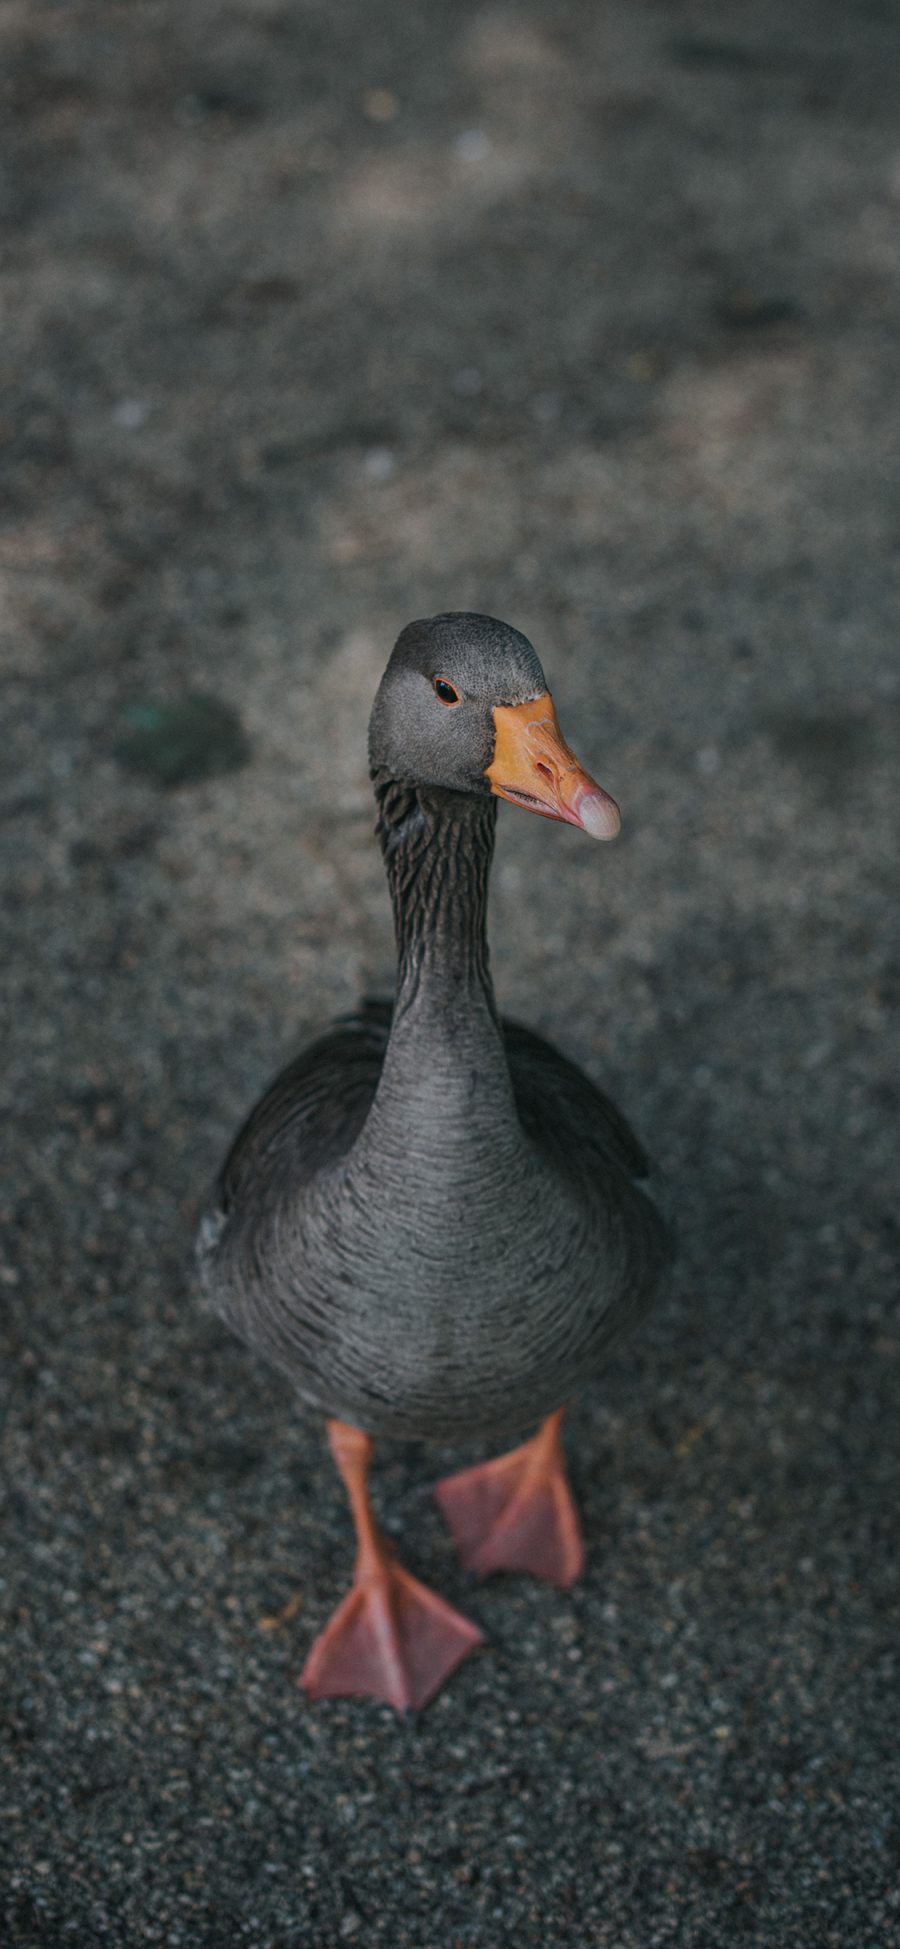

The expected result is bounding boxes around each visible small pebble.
[112,398,149,430]
[362,88,398,122]
[454,128,491,162]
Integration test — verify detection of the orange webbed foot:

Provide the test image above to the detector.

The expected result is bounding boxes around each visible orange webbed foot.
[300,1420,483,1712]
[300,1553,483,1711]
[434,1409,585,1587]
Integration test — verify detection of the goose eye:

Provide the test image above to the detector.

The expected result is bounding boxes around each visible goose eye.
[433,677,460,706]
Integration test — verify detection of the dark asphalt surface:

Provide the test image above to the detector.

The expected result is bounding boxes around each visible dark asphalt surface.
[2,2,899,1943]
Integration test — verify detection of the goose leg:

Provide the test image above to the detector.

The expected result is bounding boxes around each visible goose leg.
[434,1407,585,1587]
[300,1420,484,1712]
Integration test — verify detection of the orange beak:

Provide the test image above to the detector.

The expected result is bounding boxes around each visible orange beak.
[486,694,621,839]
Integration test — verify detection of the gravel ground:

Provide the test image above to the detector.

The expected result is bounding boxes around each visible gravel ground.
[2,1,899,1944]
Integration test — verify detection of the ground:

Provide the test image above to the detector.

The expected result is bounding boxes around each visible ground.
[1,1,899,1944]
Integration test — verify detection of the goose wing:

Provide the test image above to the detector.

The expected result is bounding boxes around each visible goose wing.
[212,999,392,1218]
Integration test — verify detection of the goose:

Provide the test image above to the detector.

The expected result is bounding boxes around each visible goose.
[198,613,670,1711]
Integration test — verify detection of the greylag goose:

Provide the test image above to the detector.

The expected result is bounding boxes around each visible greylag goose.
[199,613,670,1711]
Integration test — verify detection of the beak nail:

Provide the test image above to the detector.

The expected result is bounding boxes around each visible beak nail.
[576,790,620,841]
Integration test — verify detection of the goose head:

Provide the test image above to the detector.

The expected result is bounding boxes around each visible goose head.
[368,612,620,839]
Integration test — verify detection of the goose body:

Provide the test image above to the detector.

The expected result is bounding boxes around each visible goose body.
[202,981,666,1444]
[199,613,671,1709]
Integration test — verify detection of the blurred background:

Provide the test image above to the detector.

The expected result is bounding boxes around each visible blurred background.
[2,2,898,1944]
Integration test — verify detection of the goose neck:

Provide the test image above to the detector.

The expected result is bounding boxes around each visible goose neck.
[373,774,498,1019]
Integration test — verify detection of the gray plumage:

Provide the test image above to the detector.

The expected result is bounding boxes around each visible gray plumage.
[198,615,670,1442]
